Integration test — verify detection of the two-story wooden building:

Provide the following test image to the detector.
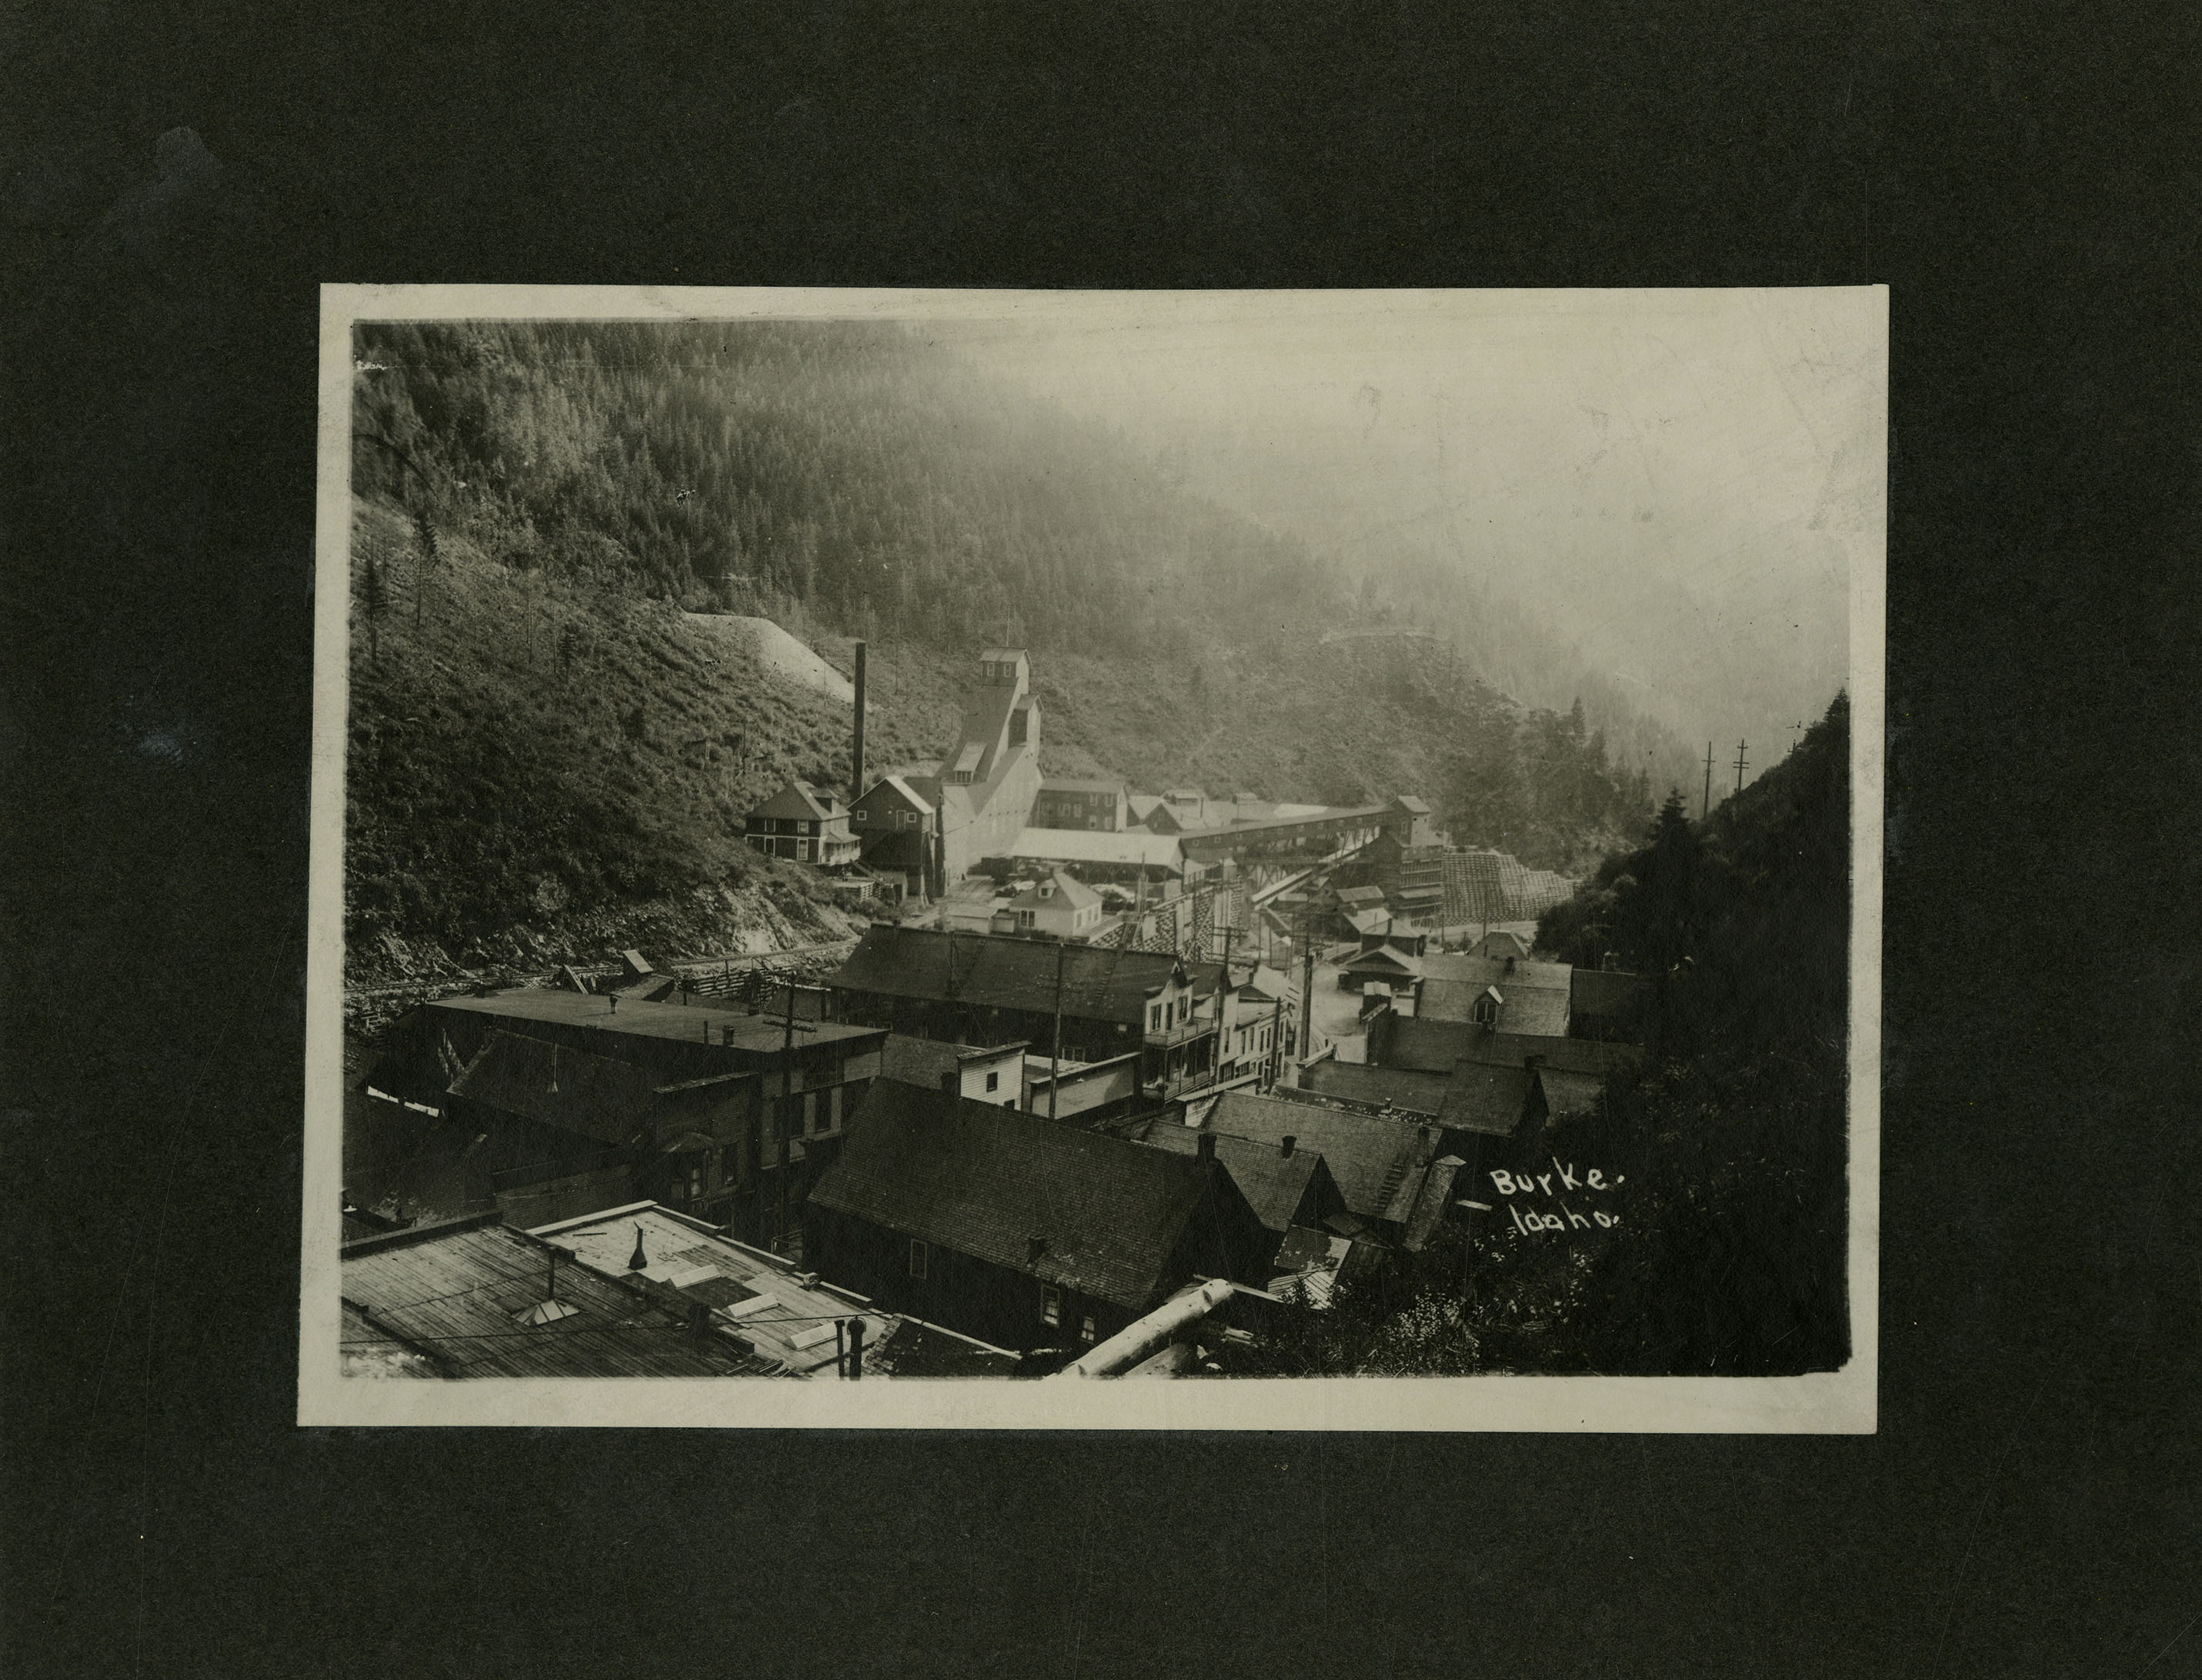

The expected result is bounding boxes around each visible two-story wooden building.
[744,778,862,867]
[849,772,939,899]
[826,924,1225,1098]
[372,989,889,1251]
[803,1082,1275,1355]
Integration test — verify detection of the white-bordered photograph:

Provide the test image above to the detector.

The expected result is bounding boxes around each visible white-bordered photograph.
[302,285,1883,1428]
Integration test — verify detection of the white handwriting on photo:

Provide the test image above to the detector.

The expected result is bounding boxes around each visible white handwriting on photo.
[1487,1160,1623,1235]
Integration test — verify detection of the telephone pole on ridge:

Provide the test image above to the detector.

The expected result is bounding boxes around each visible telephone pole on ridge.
[1733,738,1749,798]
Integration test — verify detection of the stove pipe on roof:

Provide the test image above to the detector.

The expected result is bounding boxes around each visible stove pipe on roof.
[628,1223,648,1272]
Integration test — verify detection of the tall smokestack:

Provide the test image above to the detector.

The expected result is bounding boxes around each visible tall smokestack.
[850,640,868,807]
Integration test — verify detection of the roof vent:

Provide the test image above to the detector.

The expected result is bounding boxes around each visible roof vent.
[1280,1135,1297,1158]
[512,1297,580,1327]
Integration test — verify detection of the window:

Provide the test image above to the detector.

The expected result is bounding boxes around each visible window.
[1473,995,1498,1026]
[1040,1286,1060,1327]
[802,1091,819,1135]
[685,1161,706,1202]
[909,1239,929,1279]
[1079,1315,1097,1345]
[985,1070,1000,1092]
[1149,1003,1163,1032]
[851,808,866,825]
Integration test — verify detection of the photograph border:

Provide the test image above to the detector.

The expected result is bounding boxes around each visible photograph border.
[299,282,1883,1431]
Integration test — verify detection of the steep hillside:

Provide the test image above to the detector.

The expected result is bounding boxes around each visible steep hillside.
[344,502,914,982]
[1233,692,1854,1378]
[345,321,1678,959]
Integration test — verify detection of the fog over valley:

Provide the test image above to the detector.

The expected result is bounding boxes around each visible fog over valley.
[947,290,1877,776]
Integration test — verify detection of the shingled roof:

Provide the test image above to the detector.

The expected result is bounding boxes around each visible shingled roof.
[1203,1091,1442,1229]
[809,1083,1256,1311]
[1416,952,1573,1035]
[1436,1062,1540,1138]
[1297,1060,1450,1118]
[829,925,1189,1025]
[1124,1118,1325,1237]
[1375,1017,1644,1078]
[746,778,846,822]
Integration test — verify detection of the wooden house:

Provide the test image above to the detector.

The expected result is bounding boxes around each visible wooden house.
[803,1082,1276,1354]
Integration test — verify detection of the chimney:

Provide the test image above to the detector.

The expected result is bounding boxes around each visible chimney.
[1196,1130,1216,1165]
[1280,1134,1296,1158]
[1026,1235,1049,1265]
[628,1223,648,1272]
[850,640,868,806]
[939,1069,959,1095]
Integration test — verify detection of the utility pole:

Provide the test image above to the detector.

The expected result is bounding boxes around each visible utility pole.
[1733,738,1749,798]
[1216,925,1237,1087]
[1296,884,1323,1079]
[1703,742,1714,819]
[775,979,819,1255]
[1048,937,1066,1122]
[1790,720,1806,754]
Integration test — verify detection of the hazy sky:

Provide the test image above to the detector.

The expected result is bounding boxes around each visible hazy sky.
[926,289,1883,748]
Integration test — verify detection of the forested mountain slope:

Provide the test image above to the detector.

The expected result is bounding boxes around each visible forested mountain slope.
[347,321,1686,964]
[1229,693,1854,1378]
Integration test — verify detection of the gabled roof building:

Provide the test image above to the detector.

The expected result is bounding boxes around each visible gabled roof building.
[1197,1089,1461,1250]
[1416,952,1575,1035]
[745,778,862,867]
[992,870,1106,940]
[804,1082,1275,1354]
[849,773,939,899]
[1118,1116,1349,1264]
[827,925,1225,1096]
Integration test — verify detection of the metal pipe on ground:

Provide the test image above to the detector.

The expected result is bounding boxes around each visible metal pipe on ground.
[1049,1277,1236,1378]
